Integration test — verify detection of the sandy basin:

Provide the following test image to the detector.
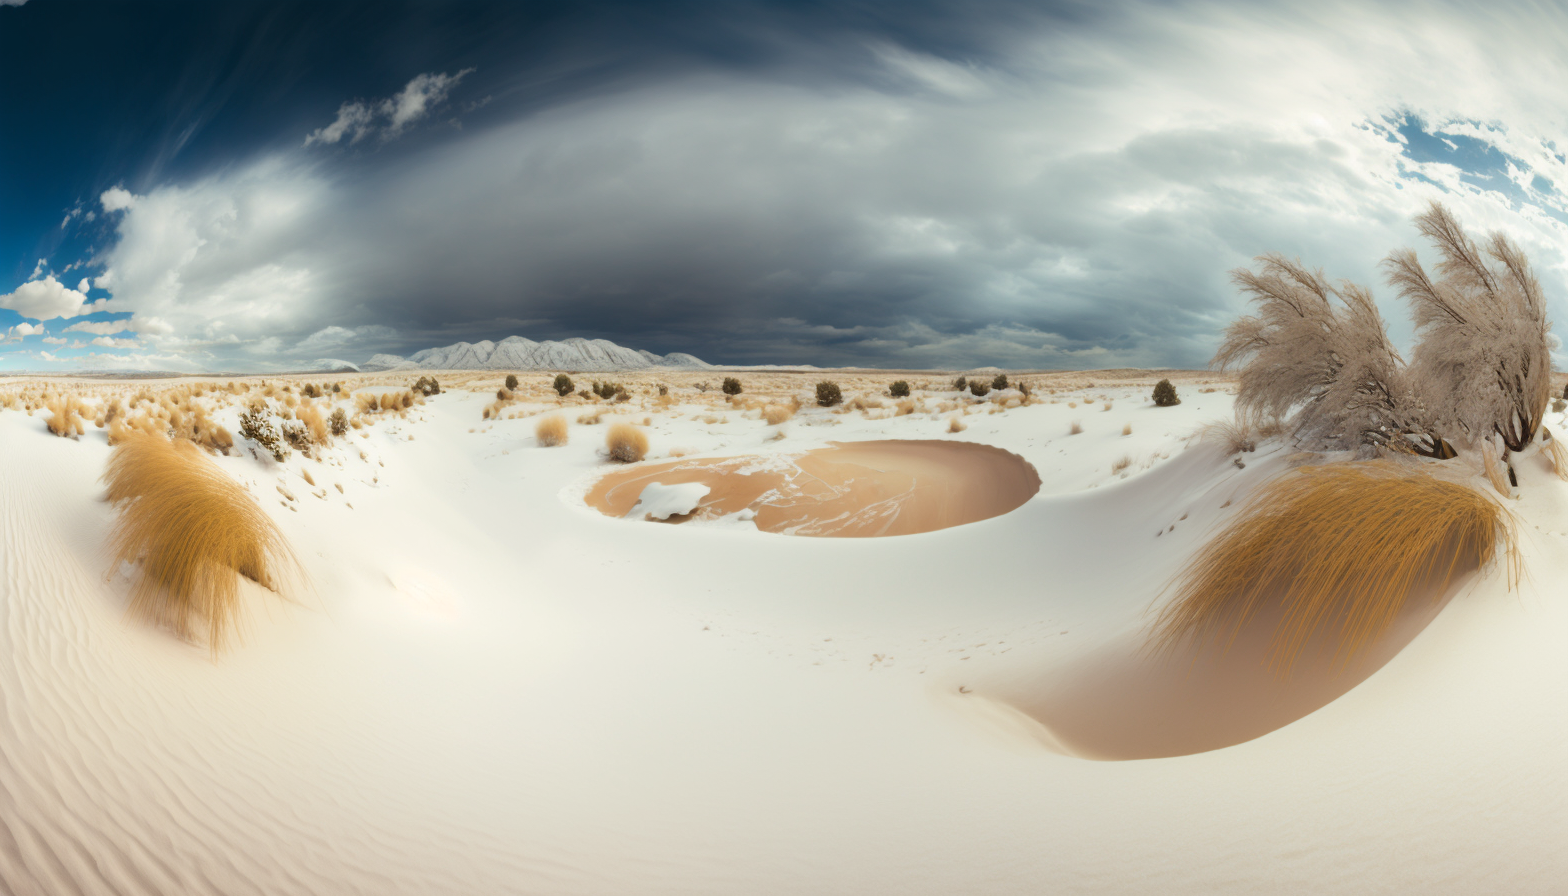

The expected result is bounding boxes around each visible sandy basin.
[585,439,1042,536]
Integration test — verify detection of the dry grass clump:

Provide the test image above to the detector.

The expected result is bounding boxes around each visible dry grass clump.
[1155,462,1516,673]
[1122,422,1133,436]
[536,414,568,446]
[763,405,794,425]
[1111,455,1133,474]
[45,395,89,438]
[1201,417,1257,455]
[1069,420,1083,435]
[1481,440,1511,494]
[606,423,648,463]
[103,433,296,653]
[578,409,605,425]
[948,416,967,433]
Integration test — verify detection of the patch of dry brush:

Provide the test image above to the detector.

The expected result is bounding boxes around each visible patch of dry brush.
[536,414,568,446]
[1155,462,1516,673]
[606,423,648,462]
[103,433,296,653]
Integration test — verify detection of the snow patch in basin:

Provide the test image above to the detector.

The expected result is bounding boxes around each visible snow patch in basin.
[625,482,711,520]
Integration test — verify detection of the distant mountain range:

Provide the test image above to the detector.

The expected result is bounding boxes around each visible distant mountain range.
[357,335,712,372]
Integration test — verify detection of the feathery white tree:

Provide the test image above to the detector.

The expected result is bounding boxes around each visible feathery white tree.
[1383,202,1552,453]
[1215,254,1448,457]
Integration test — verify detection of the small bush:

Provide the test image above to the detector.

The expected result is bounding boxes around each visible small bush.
[302,383,323,399]
[816,381,843,407]
[606,424,648,462]
[722,377,743,396]
[329,407,349,437]
[890,380,911,398]
[553,374,574,397]
[504,374,519,391]
[497,388,513,401]
[1111,455,1132,474]
[953,376,967,392]
[413,375,441,396]
[536,415,568,447]
[1555,398,1567,414]
[1069,420,1083,435]
[991,373,1008,391]
[1122,422,1133,436]
[695,381,712,393]
[658,384,669,396]
[239,407,288,461]
[948,416,967,433]
[103,433,296,653]
[763,405,793,425]
[280,420,312,454]
[969,380,991,397]
[1153,379,1180,407]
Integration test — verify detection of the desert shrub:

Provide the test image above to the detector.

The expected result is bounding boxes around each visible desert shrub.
[1122,422,1133,436]
[329,407,349,437]
[1155,462,1516,671]
[953,376,967,392]
[969,380,990,397]
[722,377,743,396]
[1202,418,1256,455]
[553,374,574,396]
[504,374,519,391]
[1555,399,1567,414]
[239,408,288,461]
[45,395,87,438]
[1069,420,1083,435]
[296,404,330,444]
[413,375,441,396]
[695,381,711,393]
[816,381,843,407]
[302,383,322,398]
[763,405,793,425]
[606,423,648,462]
[658,384,669,396]
[536,415,568,446]
[991,373,1008,391]
[890,380,911,398]
[280,420,312,454]
[103,433,296,653]
[1152,379,1180,407]
[1111,455,1132,474]
[592,380,621,400]
[497,388,513,401]
[948,416,966,433]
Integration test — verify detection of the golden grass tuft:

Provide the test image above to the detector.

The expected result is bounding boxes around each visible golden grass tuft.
[536,414,568,446]
[1154,462,1516,673]
[1069,420,1083,435]
[763,405,794,425]
[1543,428,1568,482]
[103,433,296,653]
[1481,442,1510,495]
[948,416,967,433]
[1122,422,1133,436]
[1111,455,1133,474]
[45,395,89,438]
[606,423,648,463]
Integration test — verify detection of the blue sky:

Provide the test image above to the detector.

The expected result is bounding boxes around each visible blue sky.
[6,0,1568,372]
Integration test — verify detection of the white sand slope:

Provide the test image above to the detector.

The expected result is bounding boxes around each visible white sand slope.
[0,382,1566,894]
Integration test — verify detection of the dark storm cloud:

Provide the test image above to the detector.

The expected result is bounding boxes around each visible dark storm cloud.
[11,0,1568,371]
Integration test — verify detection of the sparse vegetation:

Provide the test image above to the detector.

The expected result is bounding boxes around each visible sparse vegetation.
[329,407,349,437]
[722,377,742,396]
[991,373,1008,391]
[504,374,519,391]
[553,374,574,396]
[413,375,441,396]
[1069,420,1083,435]
[969,380,990,397]
[816,381,843,407]
[606,423,648,462]
[535,415,568,447]
[1152,379,1180,407]
[890,380,910,398]
[239,407,288,461]
[103,433,296,654]
[953,376,967,392]
[948,416,967,433]
[1155,462,1516,672]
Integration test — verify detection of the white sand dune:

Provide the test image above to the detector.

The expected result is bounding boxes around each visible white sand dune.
[0,379,1566,893]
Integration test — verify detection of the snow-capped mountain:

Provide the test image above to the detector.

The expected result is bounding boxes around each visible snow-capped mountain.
[364,336,712,372]
[301,358,361,372]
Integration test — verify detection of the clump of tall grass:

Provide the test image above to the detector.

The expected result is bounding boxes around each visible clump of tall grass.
[1154,462,1516,673]
[45,394,89,438]
[1200,417,1257,455]
[536,415,568,446]
[103,433,296,653]
[606,423,648,462]
[763,405,793,425]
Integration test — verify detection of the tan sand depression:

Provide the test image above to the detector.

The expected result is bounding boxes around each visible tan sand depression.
[586,439,1042,537]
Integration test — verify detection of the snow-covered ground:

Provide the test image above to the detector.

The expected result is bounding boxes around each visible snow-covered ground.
[0,372,1563,894]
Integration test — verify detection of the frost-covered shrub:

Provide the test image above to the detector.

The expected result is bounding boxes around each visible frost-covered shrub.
[953,376,967,392]
[329,407,349,437]
[239,407,288,461]
[991,373,1008,391]
[1153,379,1180,407]
[553,374,574,396]
[969,380,990,397]
[413,375,441,396]
[816,381,843,407]
[889,380,911,398]
[281,420,312,454]
[722,377,742,396]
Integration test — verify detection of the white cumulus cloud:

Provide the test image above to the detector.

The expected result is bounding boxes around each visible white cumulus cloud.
[100,186,138,213]
[0,275,92,320]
